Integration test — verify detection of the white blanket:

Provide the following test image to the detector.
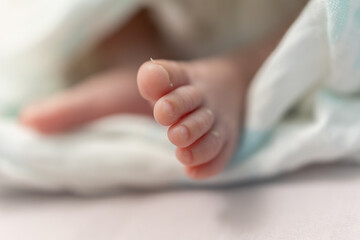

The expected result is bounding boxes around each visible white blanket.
[1,0,359,193]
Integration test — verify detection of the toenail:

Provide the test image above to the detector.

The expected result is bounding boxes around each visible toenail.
[176,125,190,141]
[211,131,221,138]
[162,100,176,117]
[205,109,213,116]
[150,58,173,87]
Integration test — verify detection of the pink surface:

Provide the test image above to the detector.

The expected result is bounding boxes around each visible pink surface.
[1,164,360,240]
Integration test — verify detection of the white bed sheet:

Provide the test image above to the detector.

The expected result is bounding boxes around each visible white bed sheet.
[1,163,360,240]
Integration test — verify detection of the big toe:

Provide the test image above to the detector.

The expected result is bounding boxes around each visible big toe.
[137,59,189,101]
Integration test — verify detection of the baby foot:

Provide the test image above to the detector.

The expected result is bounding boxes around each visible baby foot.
[21,69,152,133]
[137,56,251,179]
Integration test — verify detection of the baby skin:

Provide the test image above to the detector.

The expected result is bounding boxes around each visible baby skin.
[20,10,286,179]
[138,57,248,179]
[137,35,281,179]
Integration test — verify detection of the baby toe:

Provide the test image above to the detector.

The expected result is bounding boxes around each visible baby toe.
[184,146,231,180]
[176,127,225,167]
[153,85,203,126]
[137,59,189,101]
[168,108,214,148]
